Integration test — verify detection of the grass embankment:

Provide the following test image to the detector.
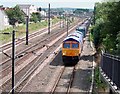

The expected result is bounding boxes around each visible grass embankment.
[0,18,60,44]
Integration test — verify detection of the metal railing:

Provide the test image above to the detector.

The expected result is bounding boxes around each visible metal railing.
[100,52,120,89]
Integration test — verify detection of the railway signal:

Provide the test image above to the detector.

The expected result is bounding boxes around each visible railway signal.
[38,7,41,11]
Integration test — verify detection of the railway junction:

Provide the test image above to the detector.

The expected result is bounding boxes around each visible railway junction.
[0,17,96,93]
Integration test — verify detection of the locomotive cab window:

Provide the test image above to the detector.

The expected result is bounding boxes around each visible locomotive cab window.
[72,43,79,48]
[63,43,70,48]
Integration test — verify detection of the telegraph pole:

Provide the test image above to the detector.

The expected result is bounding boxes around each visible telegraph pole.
[48,3,50,34]
[0,30,15,94]
[67,18,69,36]
[60,13,61,28]
[12,29,15,94]
[63,14,64,28]
[26,16,29,45]
[65,14,66,25]
[11,20,16,94]
[1,19,16,94]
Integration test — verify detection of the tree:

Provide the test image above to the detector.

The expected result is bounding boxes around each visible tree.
[5,5,25,25]
[102,2,120,54]
[30,13,38,23]
[36,12,41,22]
[116,31,120,55]
[30,12,41,23]
[114,2,120,55]
[92,2,120,55]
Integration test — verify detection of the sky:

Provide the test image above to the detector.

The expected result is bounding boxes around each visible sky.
[0,0,102,9]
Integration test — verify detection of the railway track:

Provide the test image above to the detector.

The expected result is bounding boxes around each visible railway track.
[0,19,80,76]
[0,21,60,51]
[0,21,61,65]
[0,21,65,67]
[1,30,63,92]
[49,66,76,94]
[1,19,83,92]
[0,25,68,78]
[0,19,81,75]
[11,19,93,93]
[15,43,62,93]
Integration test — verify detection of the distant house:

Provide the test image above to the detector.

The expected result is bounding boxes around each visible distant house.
[0,7,9,30]
[18,4,38,17]
[39,10,47,20]
[51,11,58,16]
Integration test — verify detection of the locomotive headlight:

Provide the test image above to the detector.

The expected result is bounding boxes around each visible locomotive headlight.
[63,53,65,55]
[62,51,66,55]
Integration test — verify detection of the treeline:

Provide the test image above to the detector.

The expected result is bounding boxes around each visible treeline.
[73,9,89,14]
[5,5,41,25]
[91,2,120,55]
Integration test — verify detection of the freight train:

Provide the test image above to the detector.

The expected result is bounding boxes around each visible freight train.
[62,19,90,65]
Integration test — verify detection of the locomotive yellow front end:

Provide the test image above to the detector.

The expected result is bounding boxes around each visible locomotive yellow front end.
[62,40,82,65]
[62,41,80,57]
[61,31,83,66]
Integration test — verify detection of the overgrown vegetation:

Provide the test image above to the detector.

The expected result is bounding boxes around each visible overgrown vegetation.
[93,67,107,93]
[89,26,94,42]
[91,2,120,56]
[90,2,120,93]
[94,67,106,89]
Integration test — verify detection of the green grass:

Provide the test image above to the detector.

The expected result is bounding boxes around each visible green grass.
[0,18,60,44]
[88,25,94,42]
[94,67,107,90]
[89,32,94,42]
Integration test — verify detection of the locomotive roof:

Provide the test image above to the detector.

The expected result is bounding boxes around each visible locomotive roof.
[77,26,86,29]
[75,31,83,36]
[63,32,83,43]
